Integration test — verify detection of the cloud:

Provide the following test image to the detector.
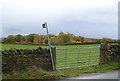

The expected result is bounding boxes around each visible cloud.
[2,26,23,36]
[1,0,119,39]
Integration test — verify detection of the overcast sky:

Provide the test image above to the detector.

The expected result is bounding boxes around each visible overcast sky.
[1,0,119,39]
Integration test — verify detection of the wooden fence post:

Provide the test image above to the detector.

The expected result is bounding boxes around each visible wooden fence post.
[99,42,108,65]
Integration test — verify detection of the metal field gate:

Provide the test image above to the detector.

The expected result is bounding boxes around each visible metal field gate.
[56,47,100,69]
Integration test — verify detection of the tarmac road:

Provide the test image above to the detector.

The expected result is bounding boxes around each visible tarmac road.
[51,70,119,81]
[69,70,119,79]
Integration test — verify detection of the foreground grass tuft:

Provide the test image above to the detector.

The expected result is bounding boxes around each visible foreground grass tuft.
[2,61,120,79]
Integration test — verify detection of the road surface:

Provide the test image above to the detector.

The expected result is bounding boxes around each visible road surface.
[69,70,119,79]
[51,70,119,81]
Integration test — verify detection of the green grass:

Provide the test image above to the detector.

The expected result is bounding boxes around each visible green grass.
[1,44,100,69]
[1,43,118,50]
[4,43,119,70]
[1,44,48,50]
[56,47,100,69]
[2,61,120,79]
[1,44,100,50]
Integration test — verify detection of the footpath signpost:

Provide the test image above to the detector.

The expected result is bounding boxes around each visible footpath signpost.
[42,22,55,71]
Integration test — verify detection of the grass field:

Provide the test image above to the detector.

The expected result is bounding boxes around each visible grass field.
[1,44,100,50]
[1,44,100,69]
[2,43,117,69]
[1,43,116,50]
[56,47,100,69]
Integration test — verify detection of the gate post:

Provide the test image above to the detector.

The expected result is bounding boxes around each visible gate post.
[52,47,56,71]
[99,42,108,65]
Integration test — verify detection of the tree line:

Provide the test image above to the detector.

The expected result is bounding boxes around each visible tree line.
[1,32,117,45]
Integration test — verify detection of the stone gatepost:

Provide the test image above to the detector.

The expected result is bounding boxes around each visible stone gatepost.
[99,42,108,65]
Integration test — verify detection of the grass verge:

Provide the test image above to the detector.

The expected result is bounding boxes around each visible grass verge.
[2,61,120,79]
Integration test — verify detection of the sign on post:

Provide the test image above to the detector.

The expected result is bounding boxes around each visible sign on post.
[42,22,55,71]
